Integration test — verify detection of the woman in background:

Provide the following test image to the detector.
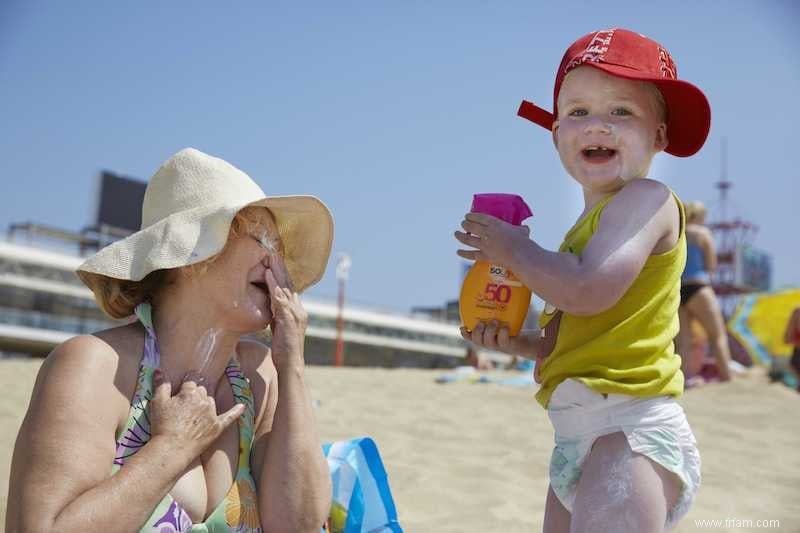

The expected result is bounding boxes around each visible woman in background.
[676,201,732,383]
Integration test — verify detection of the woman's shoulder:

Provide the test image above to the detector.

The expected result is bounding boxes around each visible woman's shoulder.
[39,323,145,407]
[235,337,275,379]
[685,223,713,242]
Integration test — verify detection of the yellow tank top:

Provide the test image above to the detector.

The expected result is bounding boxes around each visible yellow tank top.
[535,190,686,408]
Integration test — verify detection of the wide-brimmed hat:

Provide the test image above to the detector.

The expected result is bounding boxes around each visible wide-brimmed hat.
[78,147,334,300]
[517,28,711,157]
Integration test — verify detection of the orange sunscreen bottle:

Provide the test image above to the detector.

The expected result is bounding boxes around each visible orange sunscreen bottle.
[459,193,533,336]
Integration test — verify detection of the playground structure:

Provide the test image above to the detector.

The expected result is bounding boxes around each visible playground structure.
[689,139,774,371]
[707,139,771,316]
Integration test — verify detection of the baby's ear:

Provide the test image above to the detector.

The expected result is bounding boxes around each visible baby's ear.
[654,122,668,152]
[551,121,560,148]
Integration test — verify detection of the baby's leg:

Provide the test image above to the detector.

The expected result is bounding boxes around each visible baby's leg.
[570,432,680,533]
[543,485,571,533]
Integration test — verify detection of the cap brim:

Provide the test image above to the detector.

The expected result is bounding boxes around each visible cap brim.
[517,63,711,157]
[581,63,711,157]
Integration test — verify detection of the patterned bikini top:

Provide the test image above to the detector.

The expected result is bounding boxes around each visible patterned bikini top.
[111,303,263,532]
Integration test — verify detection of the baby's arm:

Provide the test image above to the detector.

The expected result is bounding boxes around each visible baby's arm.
[513,179,678,315]
[457,179,678,316]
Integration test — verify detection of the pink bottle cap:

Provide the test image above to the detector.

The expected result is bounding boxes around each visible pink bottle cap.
[470,193,533,226]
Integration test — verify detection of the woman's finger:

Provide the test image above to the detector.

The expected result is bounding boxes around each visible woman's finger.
[264,268,284,303]
[153,369,172,401]
[179,379,198,395]
[268,253,295,291]
[217,403,246,430]
[182,370,209,392]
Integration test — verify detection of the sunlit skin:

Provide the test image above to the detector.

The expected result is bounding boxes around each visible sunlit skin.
[453,65,685,532]
[170,209,287,336]
[149,208,291,396]
[552,66,668,209]
[5,206,332,533]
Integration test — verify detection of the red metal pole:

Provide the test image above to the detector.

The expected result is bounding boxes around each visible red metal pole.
[334,278,345,366]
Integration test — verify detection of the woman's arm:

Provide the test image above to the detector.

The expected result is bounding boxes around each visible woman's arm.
[6,335,244,533]
[701,226,718,272]
[250,261,331,533]
[6,336,190,532]
[254,361,331,533]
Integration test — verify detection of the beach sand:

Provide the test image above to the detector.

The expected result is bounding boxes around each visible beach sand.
[2,358,798,532]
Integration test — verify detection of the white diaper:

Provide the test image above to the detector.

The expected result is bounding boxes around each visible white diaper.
[547,379,701,529]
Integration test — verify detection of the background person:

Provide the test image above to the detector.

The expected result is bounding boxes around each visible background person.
[783,306,800,392]
[676,201,733,382]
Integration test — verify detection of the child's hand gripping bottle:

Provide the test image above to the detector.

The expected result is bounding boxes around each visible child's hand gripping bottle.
[459,193,533,337]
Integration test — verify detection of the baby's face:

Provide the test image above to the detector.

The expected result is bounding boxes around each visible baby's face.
[552,66,667,195]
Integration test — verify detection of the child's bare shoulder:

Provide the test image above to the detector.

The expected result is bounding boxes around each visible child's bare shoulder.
[599,179,679,254]
[605,178,675,221]
[619,178,671,200]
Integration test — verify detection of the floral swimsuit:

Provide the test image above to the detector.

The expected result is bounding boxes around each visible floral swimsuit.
[112,303,263,532]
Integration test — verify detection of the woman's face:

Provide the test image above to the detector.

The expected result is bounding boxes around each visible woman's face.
[193,208,286,333]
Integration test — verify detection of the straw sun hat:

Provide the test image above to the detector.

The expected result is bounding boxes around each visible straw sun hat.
[77,148,334,311]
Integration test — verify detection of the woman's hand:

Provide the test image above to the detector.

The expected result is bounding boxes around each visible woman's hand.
[264,254,308,371]
[460,321,539,358]
[149,370,245,464]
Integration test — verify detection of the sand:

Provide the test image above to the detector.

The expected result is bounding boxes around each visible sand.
[2,358,798,532]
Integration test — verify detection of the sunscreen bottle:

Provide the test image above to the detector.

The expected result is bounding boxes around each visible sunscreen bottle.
[459,193,533,336]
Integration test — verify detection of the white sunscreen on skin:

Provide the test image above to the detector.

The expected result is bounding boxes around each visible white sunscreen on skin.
[256,229,278,254]
[193,328,223,387]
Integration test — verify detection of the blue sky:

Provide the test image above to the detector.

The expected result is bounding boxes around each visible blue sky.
[1,1,798,313]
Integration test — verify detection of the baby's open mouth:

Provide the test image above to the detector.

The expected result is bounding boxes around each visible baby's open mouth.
[582,146,617,160]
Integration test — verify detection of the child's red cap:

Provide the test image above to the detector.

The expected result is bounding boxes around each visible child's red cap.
[517,28,711,157]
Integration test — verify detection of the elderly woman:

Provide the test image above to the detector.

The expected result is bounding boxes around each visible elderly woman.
[6,148,333,532]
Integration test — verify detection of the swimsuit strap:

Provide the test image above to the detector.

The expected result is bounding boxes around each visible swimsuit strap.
[115,303,257,466]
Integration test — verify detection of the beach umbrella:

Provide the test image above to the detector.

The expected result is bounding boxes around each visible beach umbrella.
[728,288,800,365]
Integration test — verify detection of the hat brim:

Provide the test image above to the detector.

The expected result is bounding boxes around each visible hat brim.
[248,195,334,292]
[77,195,333,297]
[517,62,711,157]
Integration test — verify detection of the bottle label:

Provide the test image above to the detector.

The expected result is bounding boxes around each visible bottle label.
[488,265,523,287]
[474,265,522,311]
